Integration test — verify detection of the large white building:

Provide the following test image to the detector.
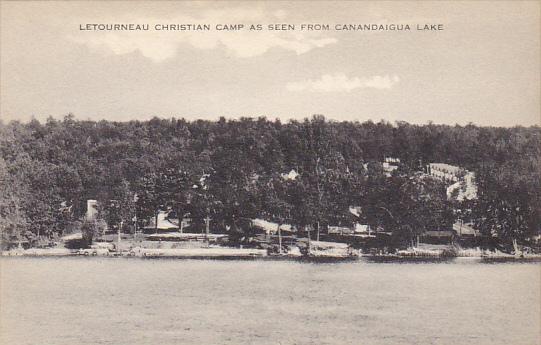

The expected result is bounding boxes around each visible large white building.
[382,157,400,177]
[426,163,477,201]
[446,171,478,201]
[426,163,462,182]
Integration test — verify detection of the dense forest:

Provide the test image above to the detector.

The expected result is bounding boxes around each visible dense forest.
[1,115,540,249]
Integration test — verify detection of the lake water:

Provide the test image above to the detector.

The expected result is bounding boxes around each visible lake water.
[1,258,539,345]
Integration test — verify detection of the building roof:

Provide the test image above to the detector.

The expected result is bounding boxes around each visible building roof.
[453,222,479,236]
[429,163,461,174]
[252,218,295,234]
[144,211,179,229]
[423,230,455,238]
[281,169,299,181]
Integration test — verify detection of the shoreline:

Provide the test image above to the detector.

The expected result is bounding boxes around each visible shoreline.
[3,248,541,263]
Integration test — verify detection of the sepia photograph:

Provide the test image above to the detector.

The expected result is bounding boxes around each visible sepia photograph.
[0,1,540,344]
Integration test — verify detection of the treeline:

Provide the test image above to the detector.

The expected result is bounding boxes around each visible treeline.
[1,115,539,249]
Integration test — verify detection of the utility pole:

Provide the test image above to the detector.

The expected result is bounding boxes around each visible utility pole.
[306,226,312,256]
[155,211,159,234]
[118,220,123,253]
[278,225,283,254]
[133,212,137,240]
[133,193,139,240]
[177,190,184,234]
[205,215,211,247]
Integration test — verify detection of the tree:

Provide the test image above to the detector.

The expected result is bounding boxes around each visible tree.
[80,218,106,247]
[1,116,539,251]
[0,157,29,248]
[472,159,541,251]
[260,174,294,252]
[376,174,455,248]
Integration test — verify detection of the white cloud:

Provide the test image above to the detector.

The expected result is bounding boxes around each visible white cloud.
[286,73,400,92]
[68,8,337,62]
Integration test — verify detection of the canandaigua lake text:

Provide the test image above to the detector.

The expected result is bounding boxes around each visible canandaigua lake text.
[78,23,444,31]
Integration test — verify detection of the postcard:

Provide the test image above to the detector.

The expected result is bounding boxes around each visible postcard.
[1,1,539,345]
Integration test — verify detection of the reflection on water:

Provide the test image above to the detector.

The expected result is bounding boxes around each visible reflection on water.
[1,258,540,345]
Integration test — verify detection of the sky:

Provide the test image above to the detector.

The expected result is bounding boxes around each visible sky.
[1,1,539,126]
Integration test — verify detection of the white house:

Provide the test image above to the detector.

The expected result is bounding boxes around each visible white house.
[86,199,98,220]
